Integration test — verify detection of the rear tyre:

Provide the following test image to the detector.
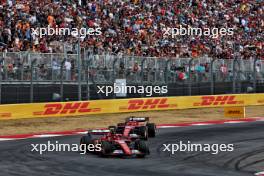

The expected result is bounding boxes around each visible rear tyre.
[101,141,113,156]
[147,123,156,137]
[80,135,92,152]
[115,127,124,134]
[139,126,148,140]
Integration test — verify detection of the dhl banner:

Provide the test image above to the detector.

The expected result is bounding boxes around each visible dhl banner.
[224,106,246,118]
[0,93,264,120]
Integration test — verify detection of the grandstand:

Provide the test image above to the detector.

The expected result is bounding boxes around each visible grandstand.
[0,0,263,104]
[0,0,262,57]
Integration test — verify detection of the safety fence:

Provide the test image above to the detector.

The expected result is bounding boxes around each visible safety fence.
[0,93,263,120]
[0,52,264,103]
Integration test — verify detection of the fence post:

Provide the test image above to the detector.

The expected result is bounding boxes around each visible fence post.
[19,52,22,80]
[21,53,25,80]
[253,57,259,93]
[51,55,54,81]
[77,34,82,101]
[112,57,118,99]
[237,59,242,93]
[188,58,194,95]
[140,58,146,84]
[232,58,238,94]
[60,58,66,102]
[0,58,3,104]
[140,58,146,97]
[112,57,118,82]
[30,59,37,103]
[165,59,171,83]
[86,58,90,100]
[210,58,216,95]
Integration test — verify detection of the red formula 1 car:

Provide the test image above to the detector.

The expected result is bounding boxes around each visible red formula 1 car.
[109,117,156,140]
[80,129,150,158]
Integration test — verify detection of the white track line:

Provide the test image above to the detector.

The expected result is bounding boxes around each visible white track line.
[0,138,15,141]
[255,171,264,176]
[0,118,263,141]
[224,121,247,124]
[158,126,181,128]
[33,134,63,138]
[75,131,88,134]
[191,123,213,126]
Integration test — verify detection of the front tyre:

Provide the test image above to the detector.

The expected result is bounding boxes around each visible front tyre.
[147,123,156,137]
[135,140,150,158]
[100,141,113,156]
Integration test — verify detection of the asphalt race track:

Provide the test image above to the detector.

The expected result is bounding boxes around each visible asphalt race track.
[0,121,263,176]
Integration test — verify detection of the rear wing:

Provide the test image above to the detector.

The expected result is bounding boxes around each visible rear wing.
[88,129,110,135]
[125,116,149,122]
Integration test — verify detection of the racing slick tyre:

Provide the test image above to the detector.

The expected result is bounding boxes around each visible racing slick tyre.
[100,141,113,156]
[135,140,150,158]
[80,135,92,152]
[147,123,156,137]
[139,126,148,140]
[115,127,124,134]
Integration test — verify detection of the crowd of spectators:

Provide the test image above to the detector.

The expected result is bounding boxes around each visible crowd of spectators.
[0,0,263,59]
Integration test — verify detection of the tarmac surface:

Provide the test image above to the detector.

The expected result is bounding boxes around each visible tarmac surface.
[0,121,263,176]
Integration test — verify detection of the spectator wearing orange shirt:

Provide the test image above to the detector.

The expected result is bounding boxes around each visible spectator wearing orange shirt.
[47,15,55,26]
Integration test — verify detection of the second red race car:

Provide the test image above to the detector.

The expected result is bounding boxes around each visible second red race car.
[109,117,156,140]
